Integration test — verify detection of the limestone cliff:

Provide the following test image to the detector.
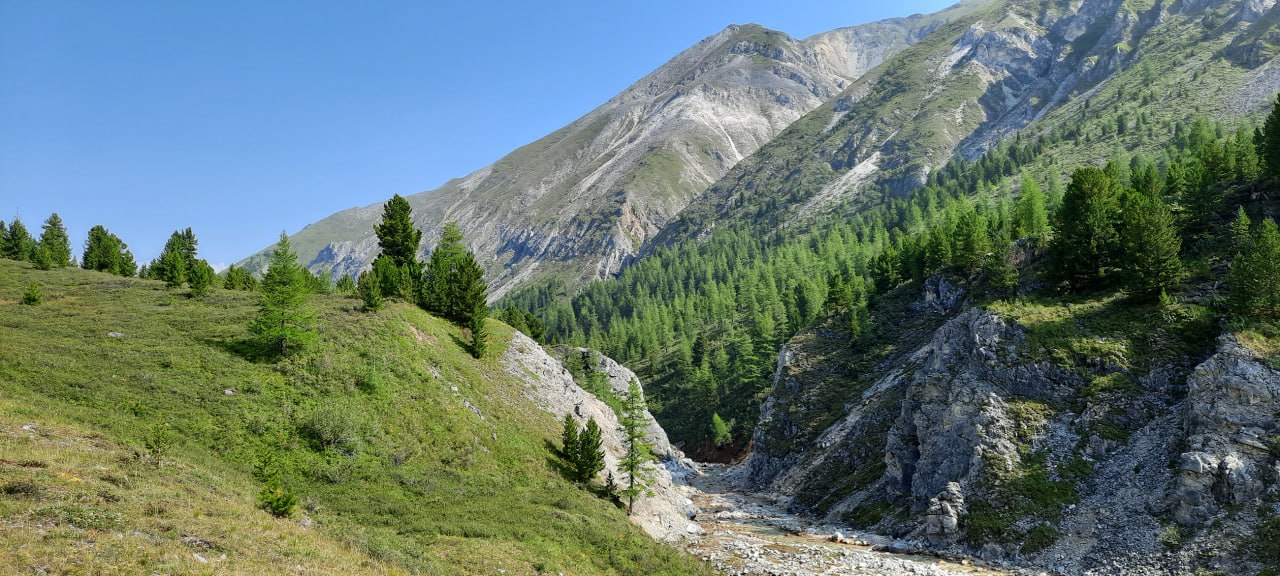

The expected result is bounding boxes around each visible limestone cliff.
[733,277,1280,574]
[501,332,698,541]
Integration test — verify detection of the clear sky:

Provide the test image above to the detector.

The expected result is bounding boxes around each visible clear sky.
[0,0,958,267]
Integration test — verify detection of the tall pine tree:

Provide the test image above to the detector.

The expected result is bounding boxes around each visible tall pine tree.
[82,225,137,277]
[2,218,36,261]
[37,213,72,268]
[1259,94,1280,183]
[421,222,488,326]
[370,194,423,298]
[1051,167,1121,289]
[1229,218,1280,317]
[1120,194,1183,300]
[250,232,316,357]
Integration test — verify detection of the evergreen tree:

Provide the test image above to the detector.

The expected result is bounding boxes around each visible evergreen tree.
[1259,94,1280,183]
[575,418,605,484]
[82,225,137,277]
[370,194,423,298]
[158,247,187,288]
[560,414,580,474]
[37,213,72,268]
[1229,206,1253,256]
[618,379,655,516]
[373,194,422,268]
[1014,175,1050,244]
[151,229,198,287]
[1051,167,1121,289]
[221,265,258,291]
[421,222,488,325]
[955,209,989,275]
[0,221,6,243]
[188,260,215,297]
[358,270,383,311]
[2,218,36,261]
[469,303,488,359]
[711,413,732,448]
[32,243,53,270]
[335,274,356,295]
[1120,194,1183,300]
[1229,218,1280,317]
[250,232,316,356]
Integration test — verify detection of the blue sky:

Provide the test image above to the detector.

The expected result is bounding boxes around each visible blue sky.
[0,0,957,267]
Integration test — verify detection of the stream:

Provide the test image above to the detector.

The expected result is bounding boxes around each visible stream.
[680,464,1011,576]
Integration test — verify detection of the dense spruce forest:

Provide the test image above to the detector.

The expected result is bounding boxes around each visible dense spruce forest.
[504,99,1280,452]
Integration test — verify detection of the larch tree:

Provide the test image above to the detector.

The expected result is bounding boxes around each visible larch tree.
[618,379,655,516]
[357,270,383,311]
[250,232,316,357]
[1014,175,1050,244]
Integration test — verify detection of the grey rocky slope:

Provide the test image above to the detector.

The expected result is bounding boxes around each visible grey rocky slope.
[240,14,957,299]
[501,332,699,541]
[730,275,1280,575]
[656,0,1280,248]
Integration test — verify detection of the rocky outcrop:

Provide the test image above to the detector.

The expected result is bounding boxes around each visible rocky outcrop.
[501,332,698,541]
[1173,334,1280,525]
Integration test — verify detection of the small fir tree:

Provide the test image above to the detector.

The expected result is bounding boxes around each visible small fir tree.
[711,413,732,448]
[21,281,41,305]
[188,260,215,297]
[560,414,580,473]
[575,418,605,484]
[335,274,356,295]
[250,232,316,356]
[357,270,383,311]
[469,300,488,359]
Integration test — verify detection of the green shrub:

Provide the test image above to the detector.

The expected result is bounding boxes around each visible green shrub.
[258,483,298,518]
[1255,515,1280,564]
[20,282,41,305]
[1158,524,1182,549]
[1021,524,1058,553]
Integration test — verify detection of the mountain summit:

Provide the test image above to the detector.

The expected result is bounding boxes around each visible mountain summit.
[240,12,966,298]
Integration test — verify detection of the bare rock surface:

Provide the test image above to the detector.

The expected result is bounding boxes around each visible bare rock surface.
[501,332,697,541]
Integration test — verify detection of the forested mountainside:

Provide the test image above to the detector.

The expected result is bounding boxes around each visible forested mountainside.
[509,0,1280,452]
[0,261,708,576]
[493,1,1280,571]
[239,9,969,300]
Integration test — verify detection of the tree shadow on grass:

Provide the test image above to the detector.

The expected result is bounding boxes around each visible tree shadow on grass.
[209,337,277,364]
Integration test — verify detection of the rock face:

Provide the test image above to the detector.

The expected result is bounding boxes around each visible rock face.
[733,276,1280,573]
[500,332,697,541]
[1174,335,1280,525]
[240,17,950,300]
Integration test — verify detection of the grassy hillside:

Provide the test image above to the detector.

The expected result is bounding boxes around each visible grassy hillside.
[0,260,709,575]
